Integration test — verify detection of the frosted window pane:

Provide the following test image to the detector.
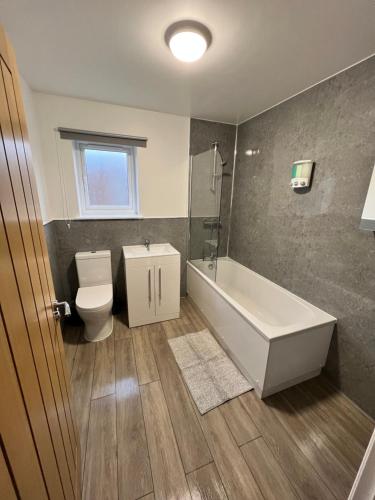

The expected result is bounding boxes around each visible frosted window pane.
[84,148,129,206]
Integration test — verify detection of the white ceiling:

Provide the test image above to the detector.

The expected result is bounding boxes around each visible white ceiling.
[1,0,374,124]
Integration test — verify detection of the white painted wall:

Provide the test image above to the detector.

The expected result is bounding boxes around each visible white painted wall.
[22,90,190,222]
[20,78,48,219]
[349,429,375,500]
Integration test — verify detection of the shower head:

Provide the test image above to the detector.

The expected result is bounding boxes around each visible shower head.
[211,141,227,168]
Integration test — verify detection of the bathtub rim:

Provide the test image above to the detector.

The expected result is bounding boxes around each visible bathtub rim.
[187,257,336,342]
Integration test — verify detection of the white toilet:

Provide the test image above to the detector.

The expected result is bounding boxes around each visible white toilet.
[75,250,113,342]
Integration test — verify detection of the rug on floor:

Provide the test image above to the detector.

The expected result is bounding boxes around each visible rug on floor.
[168,328,253,414]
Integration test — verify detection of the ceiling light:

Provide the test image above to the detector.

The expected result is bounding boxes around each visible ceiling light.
[165,21,212,63]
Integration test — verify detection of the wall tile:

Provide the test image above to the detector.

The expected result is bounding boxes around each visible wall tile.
[229,55,375,417]
[44,218,188,311]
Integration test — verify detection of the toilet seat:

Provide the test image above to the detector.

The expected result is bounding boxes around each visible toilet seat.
[76,284,113,313]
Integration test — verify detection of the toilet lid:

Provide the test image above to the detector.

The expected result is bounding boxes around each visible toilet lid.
[76,284,113,311]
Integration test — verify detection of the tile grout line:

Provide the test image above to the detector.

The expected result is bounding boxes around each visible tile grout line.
[67,325,82,381]
[71,326,81,378]
[114,321,119,500]
[80,337,97,498]
[163,311,229,492]
[184,300,290,500]
[133,326,160,386]
[238,433,302,500]
[90,391,116,401]
[268,395,345,500]
[161,320,215,468]
[185,459,216,478]
[148,323,197,480]
[185,299,324,499]
[215,400,266,500]
[239,421,302,500]
[182,300,265,500]
[239,392,328,500]
[280,388,356,495]
[219,395,262,448]
[294,383,370,456]
[237,434,263,449]
[133,329,156,500]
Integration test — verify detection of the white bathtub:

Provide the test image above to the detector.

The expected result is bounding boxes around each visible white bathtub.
[187,257,336,398]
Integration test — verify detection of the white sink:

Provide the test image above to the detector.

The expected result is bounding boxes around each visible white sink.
[123,243,180,259]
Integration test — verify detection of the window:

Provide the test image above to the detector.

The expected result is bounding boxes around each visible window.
[75,142,139,218]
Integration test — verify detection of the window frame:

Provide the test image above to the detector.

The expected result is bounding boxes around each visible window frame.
[74,141,140,218]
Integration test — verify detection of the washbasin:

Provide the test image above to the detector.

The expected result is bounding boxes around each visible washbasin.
[123,243,180,259]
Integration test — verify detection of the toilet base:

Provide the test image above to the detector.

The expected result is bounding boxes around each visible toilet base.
[84,315,113,342]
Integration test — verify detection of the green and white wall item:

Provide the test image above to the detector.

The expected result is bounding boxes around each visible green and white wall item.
[291,160,314,189]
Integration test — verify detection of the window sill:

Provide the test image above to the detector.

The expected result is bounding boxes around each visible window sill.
[73,215,144,221]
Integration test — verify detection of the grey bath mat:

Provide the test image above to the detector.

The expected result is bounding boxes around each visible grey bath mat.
[168,329,252,414]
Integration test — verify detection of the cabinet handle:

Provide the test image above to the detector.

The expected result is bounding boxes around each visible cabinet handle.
[148,268,151,306]
[159,267,162,304]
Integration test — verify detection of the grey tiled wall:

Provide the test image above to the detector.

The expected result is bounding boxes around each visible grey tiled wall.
[44,218,188,311]
[229,56,375,417]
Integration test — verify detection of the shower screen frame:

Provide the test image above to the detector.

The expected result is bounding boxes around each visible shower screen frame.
[188,146,225,281]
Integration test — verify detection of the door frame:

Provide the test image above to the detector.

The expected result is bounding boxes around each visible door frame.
[349,429,375,500]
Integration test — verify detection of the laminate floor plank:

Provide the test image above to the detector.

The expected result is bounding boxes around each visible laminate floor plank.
[240,391,335,500]
[302,378,374,449]
[114,313,132,341]
[241,437,298,500]
[187,463,228,500]
[132,326,159,385]
[268,391,354,498]
[92,333,115,399]
[183,299,206,330]
[149,323,212,473]
[162,319,185,339]
[179,304,199,333]
[65,299,371,500]
[116,337,153,500]
[83,394,117,500]
[220,397,260,446]
[70,339,96,477]
[63,324,81,377]
[140,381,191,500]
[162,304,198,342]
[199,407,263,500]
[162,313,196,339]
[283,384,365,473]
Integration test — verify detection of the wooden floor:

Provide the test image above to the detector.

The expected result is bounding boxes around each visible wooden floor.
[63,298,374,500]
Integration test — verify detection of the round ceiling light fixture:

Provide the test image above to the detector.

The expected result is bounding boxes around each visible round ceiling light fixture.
[165,20,212,63]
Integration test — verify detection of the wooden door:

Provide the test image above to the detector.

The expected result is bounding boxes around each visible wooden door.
[0,26,80,500]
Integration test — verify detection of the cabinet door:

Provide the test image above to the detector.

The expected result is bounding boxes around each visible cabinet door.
[155,257,180,320]
[126,262,156,327]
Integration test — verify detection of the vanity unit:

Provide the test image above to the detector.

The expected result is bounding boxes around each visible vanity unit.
[123,243,180,327]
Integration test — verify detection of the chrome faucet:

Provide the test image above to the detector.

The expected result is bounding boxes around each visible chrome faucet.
[144,238,150,251]
[202,249,216,262]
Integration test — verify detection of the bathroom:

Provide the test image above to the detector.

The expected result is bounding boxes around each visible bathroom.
[0,1,374,499]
